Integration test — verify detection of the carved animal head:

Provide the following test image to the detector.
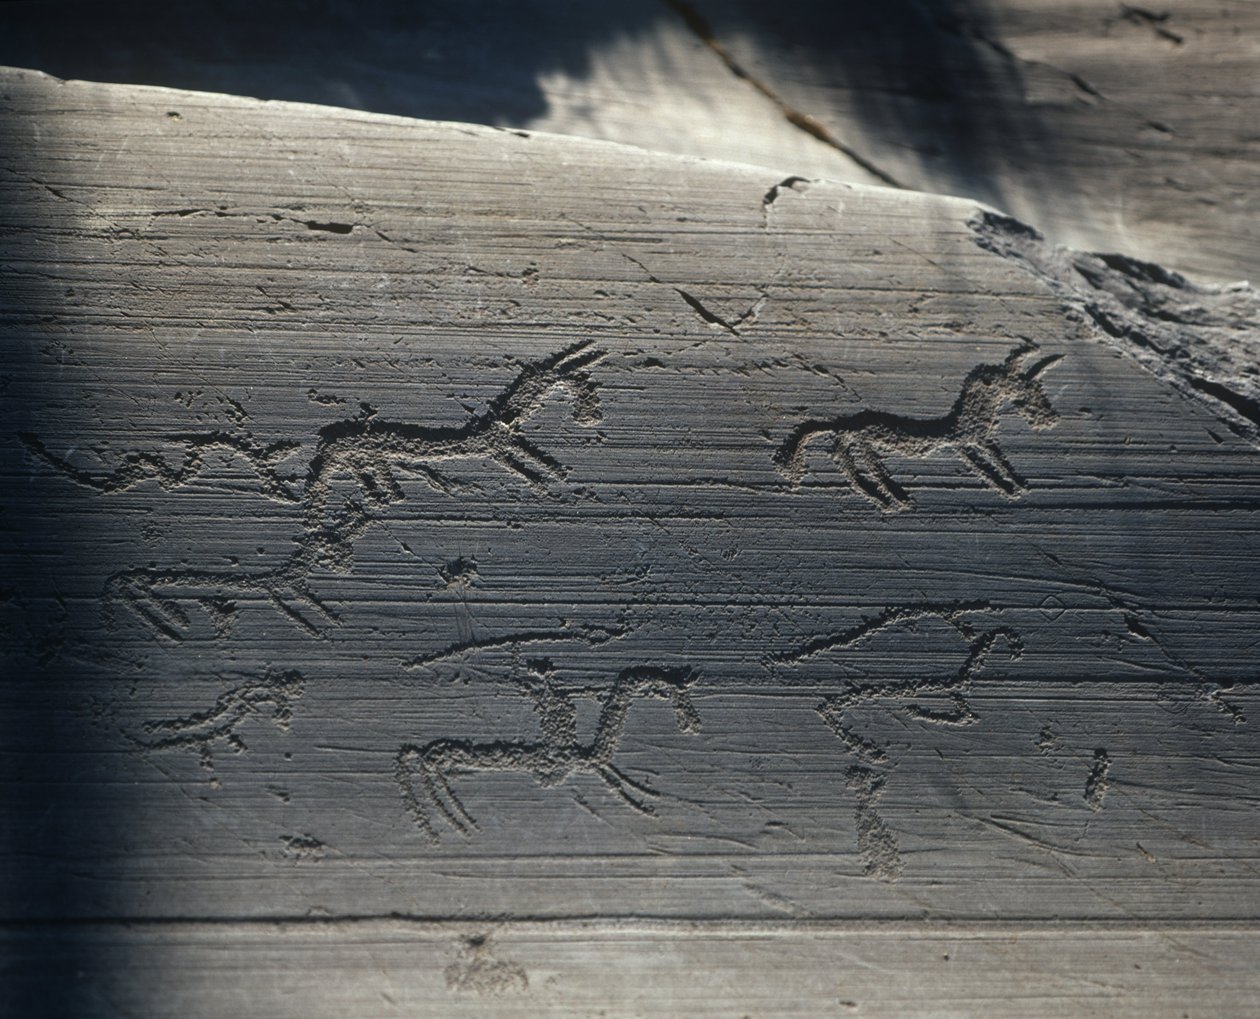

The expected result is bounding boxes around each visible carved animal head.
[620,665,702,734]
[491,339,607,428]
[999,341,1062,428]
[251,668,306,727]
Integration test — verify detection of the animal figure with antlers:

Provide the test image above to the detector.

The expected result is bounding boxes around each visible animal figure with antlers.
[776,341,1062,510]
[25,341,606,639]
[395,661,702,842]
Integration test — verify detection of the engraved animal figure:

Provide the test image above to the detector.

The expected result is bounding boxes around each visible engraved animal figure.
[28,341,606,639]
[780,604,1022,880]
[395,662,702,842]
[776,342,1062,510]
[18,431,304,502]
[806,609,1023,766]
[130,669,304,768]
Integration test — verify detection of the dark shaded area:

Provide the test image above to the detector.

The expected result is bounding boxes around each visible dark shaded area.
[0,0,1035,209]
[0,202,99,1017]
[699,0,1032,208]
[0,0,664,125]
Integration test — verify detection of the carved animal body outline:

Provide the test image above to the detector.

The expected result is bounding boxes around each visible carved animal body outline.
[130,669,305,768]
[775,341,1062,510]
[784,604,1024,766]
[395,662,702,842]
[25,340,606,639]
[780,603,1023,879]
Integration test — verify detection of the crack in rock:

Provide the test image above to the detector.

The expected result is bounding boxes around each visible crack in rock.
[971,209,1260,445]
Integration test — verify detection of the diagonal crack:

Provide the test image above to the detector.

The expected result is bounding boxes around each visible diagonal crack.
[660,0,905,189]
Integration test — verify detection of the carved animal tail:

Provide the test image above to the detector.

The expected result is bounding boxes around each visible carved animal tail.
[395,745,446,844]
[774,422,827,484]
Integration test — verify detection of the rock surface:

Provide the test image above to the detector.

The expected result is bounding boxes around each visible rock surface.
[2,66,1260,1016]
[2,0,1257,281]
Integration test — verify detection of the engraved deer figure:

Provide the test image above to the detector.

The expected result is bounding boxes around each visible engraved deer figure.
[395,662,702,843]
[800,608,1024,766]
[776,341,1062,510]
[36,340,607,640]
[779,603,1023,880]
[129,669,305,769]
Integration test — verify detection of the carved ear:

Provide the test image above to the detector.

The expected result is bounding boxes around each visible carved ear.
[1022,352,1064,380]
[550,339,607,377]
[1004,339,1039,368]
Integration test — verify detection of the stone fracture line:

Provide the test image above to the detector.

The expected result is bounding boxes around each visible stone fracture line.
[776,340,1061,511]
[129,669,305,770]
[395,662,702,843]
[28,340,606,640]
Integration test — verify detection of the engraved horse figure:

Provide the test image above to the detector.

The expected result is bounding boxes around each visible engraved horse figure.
[84,340,607,639]
[395,662,702,842]
[776,341,1062,510]
[129,669,305,768]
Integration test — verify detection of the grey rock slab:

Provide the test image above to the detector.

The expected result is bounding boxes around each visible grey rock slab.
[1,66,1259,955]
[1,1,1256,283]
[5,921,1259,1018]
[683,0,1260,283]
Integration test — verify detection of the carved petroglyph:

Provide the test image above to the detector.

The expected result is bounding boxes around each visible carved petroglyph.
[845,766,902,882]
[19,430,303,502]
[445,934,529,997]
[396,662,702,842]
[26,341,606,639]
[776,342,1061,511]
[130,669,304,769]
[1084,748,1112,811]
[402,621,629,673]
[782,604,1023,878]
[804,609,1024,765]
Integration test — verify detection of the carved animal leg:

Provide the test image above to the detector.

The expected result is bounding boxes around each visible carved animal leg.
[595,763,660,814]
[105,573,192,642]
[957,442,1027,496]
[395,747,443,843]
[834,441,909,509]
[266,580,338,636]
[425,753,478,833]
[508,433,567,481]
[845,765,902,881]
[817,695,888,765]
[396,746,478,842]
[671,689,702,733]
